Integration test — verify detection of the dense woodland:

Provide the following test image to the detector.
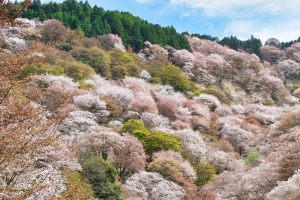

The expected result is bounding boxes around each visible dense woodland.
[19,0,271,56]
[3,0,300,199]
[20,0,191,52]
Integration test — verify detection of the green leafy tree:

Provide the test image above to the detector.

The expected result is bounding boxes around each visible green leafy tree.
[54,60,95,82]
[244,150,260,165]
[161,65,191,92]
[194,163,216,186]
[81,157,124,200]
[119,120,181,155]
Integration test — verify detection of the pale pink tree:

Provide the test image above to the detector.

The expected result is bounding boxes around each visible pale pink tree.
[113,133,147,181]
[278,59,300,77]
[260,45,284,64]
[73,93,106,113]
[124,171,186,200]
[96,85,134,112]
[157,97,178,119]
[128,94,158,114]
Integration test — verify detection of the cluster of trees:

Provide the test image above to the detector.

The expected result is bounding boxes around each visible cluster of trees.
[218,35,262,56]
[281,36,300,49]
[20,0,191,51]
[185,33,262,56]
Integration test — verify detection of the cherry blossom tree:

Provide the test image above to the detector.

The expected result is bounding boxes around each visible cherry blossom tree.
[113,133,146,181]
[124,171,186,200]
[96,85,134,112]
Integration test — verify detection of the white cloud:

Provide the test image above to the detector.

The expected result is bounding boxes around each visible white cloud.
[223,19,300,43]
[168,0,300,17]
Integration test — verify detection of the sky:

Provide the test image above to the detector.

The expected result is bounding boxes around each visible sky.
[41,0,300,44]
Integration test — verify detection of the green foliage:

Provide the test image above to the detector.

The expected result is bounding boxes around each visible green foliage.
[81,157,124,200]
[193,88,231,105]
[218,35,262,56]
[54,60,95,82]
[194,162,216,186]
[202,120,220,142]
[244,150,260,165]
[190,33,219,42]
[111,65,129,80]
[119,120,181,155]
[119,119,150,134]
[161,65,191,92]
[263,99,275,106]
[290,83,300,93]
[281,36,300,49]
[62,172,94,199]
[143,131,181,155]
[108,49,141,79]
[101,96,122,120]
[148,157,184,181]
[20,62,64,79]
[70,46,111,78]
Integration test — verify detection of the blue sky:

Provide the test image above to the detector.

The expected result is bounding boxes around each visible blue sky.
[41,0,300,44]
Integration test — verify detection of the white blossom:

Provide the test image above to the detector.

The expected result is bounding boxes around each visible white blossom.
[125,171,186,200]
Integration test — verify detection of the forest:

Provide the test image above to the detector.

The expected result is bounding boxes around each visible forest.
[20,0,269,56]
[20,0,191,52]
[2,0,300,199]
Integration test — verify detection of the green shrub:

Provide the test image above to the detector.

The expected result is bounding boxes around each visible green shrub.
[194,88,231,105]
[148,157,184,181]
[143,131,181,155]
[194,162,216,186]
[81,157,124,200]
[290,83,300,93]
[71,46,112,78]
[161,65,191,92]
[119,119,150,134]
[119,120,181,155]
[62,172,94,199]
[262,99,275,106]
[54,60,95,82]
[244,150,260,165]
[111,65,129,80]
[20,62,64,79]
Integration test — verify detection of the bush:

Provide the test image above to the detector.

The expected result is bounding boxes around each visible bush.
[161,65,191,92]
[143,131,181,155]
[290,83,300,93]
[275,112,300,134]
[244,150,260,165]
[157,98,178,120]
[20,62,64,79]
[101,96,122,119]
[194,88,230,105]
[62,172,94,200]
[71,46,111,78]
[194,162,216,186]
[119,120,181,155]
[263,99,275,106]
[54,60,95,83]
[148,157,184,181]
[111,65,128,80]
[202,120,220,142]
[81,157,124,200]
[119,119,150,134]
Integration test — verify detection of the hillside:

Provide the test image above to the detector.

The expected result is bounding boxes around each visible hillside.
[19,0,267,56]
[2,5,300,200]
[20,0,191,52]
